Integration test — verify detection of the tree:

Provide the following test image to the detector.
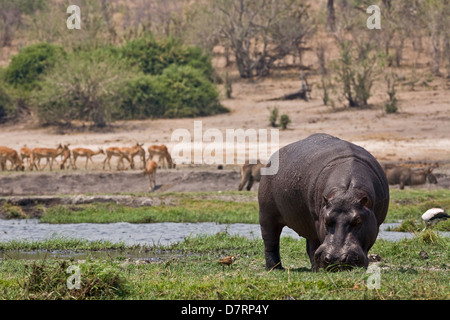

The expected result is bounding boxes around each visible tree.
[333,39,384,108]
[192,0,315,78]
[327,0,336,32]
[420,0,450,75]
[0,0,44,47]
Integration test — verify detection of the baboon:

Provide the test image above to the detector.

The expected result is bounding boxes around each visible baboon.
[238,160,264,191]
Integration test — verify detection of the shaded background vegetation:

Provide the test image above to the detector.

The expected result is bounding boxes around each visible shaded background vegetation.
[0,0,449,126]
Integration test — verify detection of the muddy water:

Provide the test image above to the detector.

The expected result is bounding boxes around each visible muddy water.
[1,219,444,247]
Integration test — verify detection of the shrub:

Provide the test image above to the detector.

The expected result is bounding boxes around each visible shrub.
[0,85,11,123]
[4,43,65,90]
[155,65,227,118]
[279,114,291,130]
[120,74,166,119]
[385,72,398,113]
[33,49,135,127]
[121,65,227,119]
[120,36,215,80]
[334,40,383,108]
[268,106,279,127]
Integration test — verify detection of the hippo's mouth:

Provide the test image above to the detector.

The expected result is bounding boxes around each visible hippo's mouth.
[313,248,368,272]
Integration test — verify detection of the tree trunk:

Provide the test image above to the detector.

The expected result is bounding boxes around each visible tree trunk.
[327,0,336,32]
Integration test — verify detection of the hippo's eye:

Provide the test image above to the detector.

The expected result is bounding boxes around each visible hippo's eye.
[324,216,335,228]
[351,216,362,227]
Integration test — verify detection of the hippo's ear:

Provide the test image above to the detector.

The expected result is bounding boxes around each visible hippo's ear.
[359,196,371,208]
[322,191,335,206]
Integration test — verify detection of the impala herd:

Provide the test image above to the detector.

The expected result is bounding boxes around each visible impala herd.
[0,143,174,191]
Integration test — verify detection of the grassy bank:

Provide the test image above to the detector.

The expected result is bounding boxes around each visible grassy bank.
[0,189,448,299]
[38,198,259,224]
[0,233,448,300]
[2,189,449,231]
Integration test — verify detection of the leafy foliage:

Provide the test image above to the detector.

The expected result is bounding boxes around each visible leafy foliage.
[33,49,134,127]
[120,36,215,80]
[4,43,65,90]
[121,65,227,119]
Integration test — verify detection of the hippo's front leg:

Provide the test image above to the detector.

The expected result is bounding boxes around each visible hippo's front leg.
[306,239,321,271]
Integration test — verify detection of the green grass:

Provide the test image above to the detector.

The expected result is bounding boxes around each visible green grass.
[387,189,450,231]
[0,233,448,300]
[0,189,449,299]
[2,189,449,231]
[0,238,128,251]
[39,198,259,224]
[27,189,450,232]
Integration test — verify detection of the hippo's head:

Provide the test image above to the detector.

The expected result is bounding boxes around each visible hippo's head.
[313,190,378,271]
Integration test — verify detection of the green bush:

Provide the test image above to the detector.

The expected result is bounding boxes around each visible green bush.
[120,36,215,80]
[4,43,65,90]
[4,38,226,125]
[269,106,279,127]
[0,85,11,123]
[279,114,291,129]
[121,65,228,119]
[120,74,166,119]
[34,49,135,127]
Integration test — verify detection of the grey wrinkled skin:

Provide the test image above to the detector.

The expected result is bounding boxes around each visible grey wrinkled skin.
[258,134,389,271]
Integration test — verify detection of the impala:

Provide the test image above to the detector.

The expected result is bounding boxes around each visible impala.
[120,143,146,170]
[31,144,64,171]
[60,144,74,170]
[0,146,25,171]
[20,145,33,169]
[148,144,174,169]
[72,147,105,170]
[103,147,131,171]
[143,159,157,191]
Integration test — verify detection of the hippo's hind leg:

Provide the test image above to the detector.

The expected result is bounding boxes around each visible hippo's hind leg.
[260,205,285,270]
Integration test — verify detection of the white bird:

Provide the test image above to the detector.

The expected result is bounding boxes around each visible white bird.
[421,208,449,231]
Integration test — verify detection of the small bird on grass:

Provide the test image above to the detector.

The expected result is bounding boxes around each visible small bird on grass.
[218,255,238,270]
[421,208,449,231]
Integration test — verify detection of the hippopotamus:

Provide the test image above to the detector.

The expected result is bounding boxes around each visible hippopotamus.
[258,134,389,271]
